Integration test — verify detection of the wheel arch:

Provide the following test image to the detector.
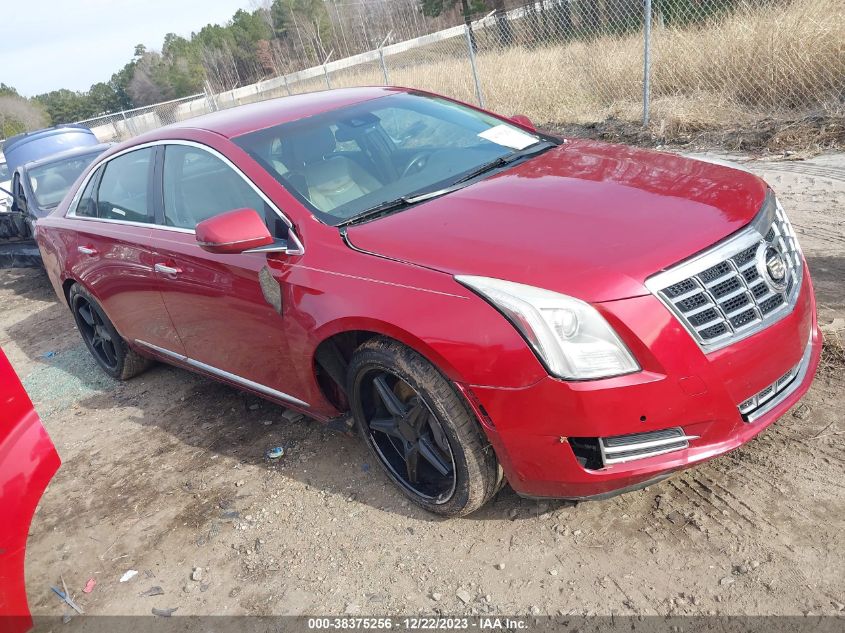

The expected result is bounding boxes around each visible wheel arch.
[60,276,134,347]
[310,317,464,412]
[61,276,78,306]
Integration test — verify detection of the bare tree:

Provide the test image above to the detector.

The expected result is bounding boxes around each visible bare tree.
[0,95,49,137]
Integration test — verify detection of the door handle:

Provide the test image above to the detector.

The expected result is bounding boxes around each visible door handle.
[77,246,97,256]
[154,263,181,276]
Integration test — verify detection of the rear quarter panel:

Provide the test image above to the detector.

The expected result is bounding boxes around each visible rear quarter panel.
[36,217,77,304]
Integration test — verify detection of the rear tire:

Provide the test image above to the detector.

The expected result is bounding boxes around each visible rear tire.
[68,284,153,380]
[348,337,499,517]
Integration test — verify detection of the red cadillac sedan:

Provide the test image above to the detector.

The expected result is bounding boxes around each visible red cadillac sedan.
[36,87,819,516]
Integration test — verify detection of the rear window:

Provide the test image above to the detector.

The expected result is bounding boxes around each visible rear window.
[96,148,154,223]
[27,152,101,209]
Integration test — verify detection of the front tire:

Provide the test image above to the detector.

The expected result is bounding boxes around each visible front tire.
[68,284,152,380]
[348,337,499,517]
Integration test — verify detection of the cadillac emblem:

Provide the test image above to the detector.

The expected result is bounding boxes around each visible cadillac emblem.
[756,242,788,292]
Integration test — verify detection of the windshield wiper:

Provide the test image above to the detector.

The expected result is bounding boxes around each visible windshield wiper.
[451,141,556,186]
[338,141,558,227]
[337,187,453,227]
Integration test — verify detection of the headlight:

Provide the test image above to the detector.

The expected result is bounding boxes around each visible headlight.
[456,276,639,380]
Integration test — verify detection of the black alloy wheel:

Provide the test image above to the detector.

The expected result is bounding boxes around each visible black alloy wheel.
[362,369,457,503]
[75,294,119,371]
[68,284,153,380]
[348,337,500,517]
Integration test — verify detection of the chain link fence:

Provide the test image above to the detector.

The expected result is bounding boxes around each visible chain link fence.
[75,93,210,143]
[77,0,844,144]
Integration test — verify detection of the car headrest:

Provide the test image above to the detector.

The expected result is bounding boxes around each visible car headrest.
[333,125,357,143]
[36,172,68,194]
[284,127,336,166]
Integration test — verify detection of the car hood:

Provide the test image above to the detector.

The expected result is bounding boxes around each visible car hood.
[344,139,768,302]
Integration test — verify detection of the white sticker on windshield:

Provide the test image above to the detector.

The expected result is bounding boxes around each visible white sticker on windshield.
[478,125,537,150]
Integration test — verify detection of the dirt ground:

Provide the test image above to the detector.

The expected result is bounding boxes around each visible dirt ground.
[3,153,843,622]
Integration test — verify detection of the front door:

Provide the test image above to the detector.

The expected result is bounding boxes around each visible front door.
[146,143,307,407]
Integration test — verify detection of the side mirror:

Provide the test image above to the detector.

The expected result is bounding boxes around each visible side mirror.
[510,114,536,132]
[196,208,274,254]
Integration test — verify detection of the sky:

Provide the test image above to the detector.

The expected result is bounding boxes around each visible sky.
[0,0,255,97]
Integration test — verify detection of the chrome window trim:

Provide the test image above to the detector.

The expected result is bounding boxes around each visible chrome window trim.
[135,339,310,408]
[197,236,270,247]
[66,139,304,255]
[645,193,801,354]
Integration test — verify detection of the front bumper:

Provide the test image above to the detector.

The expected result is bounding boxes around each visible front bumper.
[463,264,820,499]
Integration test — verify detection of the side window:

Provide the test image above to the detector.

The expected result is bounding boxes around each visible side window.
[74,168,101,218]
[96,148,154,223]
[162,145,265,230]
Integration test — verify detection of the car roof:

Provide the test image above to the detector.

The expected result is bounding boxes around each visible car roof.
[20,143,112,172]
[142,86,406,141]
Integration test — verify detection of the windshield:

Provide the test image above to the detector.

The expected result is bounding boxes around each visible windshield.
[28,151,102,209]
[234,93,547,225]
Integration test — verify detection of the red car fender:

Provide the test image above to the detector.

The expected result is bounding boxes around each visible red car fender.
[0,349,61,633]
[311,315,467,385]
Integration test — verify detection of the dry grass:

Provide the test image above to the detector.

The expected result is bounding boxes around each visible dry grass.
[821,327,845,375]
[285,0,843,150]
[652,0,844,110]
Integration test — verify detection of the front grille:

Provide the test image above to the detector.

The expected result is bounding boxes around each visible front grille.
[738,336,813,421]
[570,427,699,469]
[647,194,803,352]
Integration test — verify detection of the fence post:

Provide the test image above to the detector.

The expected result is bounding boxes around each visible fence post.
[322,50,334,89]
[465,24,484,108]
[203,81,219,112]
[283,74,292,96]
[119,109,137,138]
[379,49,389,85]
[642,0,652,127]
[378,32,392,85]
[118,109,128,140]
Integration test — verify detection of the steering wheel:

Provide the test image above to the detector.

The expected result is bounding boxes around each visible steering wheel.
[401,151,431,178]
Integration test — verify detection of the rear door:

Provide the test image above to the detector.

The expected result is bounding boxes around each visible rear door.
[67,146,185,354]
[146,142,306,407]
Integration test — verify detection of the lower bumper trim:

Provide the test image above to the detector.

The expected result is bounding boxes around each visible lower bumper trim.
[743,335,814,423]
[517,471,675,502]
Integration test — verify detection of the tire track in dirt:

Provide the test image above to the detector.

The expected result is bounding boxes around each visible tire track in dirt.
[686,472,781,533]
[689,472,776,536]
[696,462,789,529]
[793,223,845,246]
[764,427,845,472]
[673,477,747,539]
[754,163,845,183]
